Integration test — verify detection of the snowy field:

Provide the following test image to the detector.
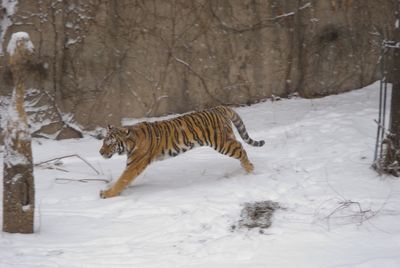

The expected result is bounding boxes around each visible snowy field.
[1,82,400,268]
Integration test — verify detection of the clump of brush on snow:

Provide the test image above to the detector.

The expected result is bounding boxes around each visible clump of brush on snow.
[234,201,283,231]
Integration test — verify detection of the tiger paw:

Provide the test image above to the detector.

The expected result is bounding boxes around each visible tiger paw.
[100,189,118,199]
[244,162,254,173]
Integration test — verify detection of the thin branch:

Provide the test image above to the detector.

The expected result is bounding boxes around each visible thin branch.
[55,178,110,184]
[34,154,100,175]
[208,1,310,34]
[174,57,228,105]
[323,199,379,231]
[322,167,384,230]
[325,200,372,220]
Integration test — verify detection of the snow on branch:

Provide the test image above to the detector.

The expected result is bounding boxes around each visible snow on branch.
[7,32,34,56]
[3,87,31,169]
[0,0,18,54]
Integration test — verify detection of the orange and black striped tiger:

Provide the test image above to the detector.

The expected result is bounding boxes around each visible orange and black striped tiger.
[99,106,265,198]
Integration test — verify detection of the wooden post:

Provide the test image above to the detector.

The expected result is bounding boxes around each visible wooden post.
[2,32,35,233]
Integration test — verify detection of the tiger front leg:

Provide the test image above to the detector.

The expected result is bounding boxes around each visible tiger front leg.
[100,159,149,199]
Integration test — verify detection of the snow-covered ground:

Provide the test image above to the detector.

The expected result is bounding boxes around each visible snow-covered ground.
[1,82,400,268]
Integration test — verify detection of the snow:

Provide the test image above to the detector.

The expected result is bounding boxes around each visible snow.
[3,87,32,169]
[6,31,34,55]
[0,0,18,54]
[65,38,78,47]
[1,81,400,267]
[22,204,32,212]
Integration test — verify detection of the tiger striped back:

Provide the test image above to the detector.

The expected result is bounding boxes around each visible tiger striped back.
[99,106,265,198]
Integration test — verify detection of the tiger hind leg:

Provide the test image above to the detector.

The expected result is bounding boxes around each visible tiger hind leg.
[218,139,254,172]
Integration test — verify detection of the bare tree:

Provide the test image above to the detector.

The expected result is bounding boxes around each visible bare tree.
[2,32,35,233]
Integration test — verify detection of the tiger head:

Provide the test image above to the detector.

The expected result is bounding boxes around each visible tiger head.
[99,125,130,159]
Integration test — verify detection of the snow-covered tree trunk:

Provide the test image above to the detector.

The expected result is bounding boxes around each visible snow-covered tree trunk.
[2,32,35,234]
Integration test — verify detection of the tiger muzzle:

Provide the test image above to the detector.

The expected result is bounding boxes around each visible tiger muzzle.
[99,148,113,159]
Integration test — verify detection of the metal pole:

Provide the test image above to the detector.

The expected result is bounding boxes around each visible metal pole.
[374,44,384,163]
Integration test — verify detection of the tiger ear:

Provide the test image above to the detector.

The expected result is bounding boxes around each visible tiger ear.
[124,128,130,135]
[107,124,114,131]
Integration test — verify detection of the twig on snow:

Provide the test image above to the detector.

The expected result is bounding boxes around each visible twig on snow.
[324,200,375,225]
[55,178,110,184]
[35,154,100,175]
[321,167,385,230]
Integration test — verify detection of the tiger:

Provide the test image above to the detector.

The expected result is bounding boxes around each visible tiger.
[99,105,265,198]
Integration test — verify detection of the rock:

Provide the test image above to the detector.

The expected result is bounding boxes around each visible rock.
[56,126,83,140]
[0,1,396,132]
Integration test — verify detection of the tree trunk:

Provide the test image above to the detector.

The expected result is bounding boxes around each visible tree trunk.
[390,46,400,149]
[383,2,400,176]
[390,0,400,147]
[2,33,35,234]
